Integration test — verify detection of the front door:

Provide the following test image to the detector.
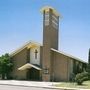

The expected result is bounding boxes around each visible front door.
[27,68,40,81]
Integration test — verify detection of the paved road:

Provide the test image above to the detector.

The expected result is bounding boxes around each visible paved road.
[0,85,59,90]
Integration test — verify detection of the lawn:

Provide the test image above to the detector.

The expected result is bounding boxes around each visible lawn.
[55,81,90,89]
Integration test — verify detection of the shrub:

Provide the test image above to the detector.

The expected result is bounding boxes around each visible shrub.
[75,72,88,85]
[86,64,90,79]
[70,73,75,82]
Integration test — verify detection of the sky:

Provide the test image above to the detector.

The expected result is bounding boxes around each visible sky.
[0,0,90,62]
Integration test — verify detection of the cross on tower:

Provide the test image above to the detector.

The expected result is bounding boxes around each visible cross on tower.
[34,49,38,59]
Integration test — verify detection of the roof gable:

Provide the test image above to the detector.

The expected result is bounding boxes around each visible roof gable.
[10,41,42,57]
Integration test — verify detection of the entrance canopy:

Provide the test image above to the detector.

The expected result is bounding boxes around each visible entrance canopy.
[18,63,42,71]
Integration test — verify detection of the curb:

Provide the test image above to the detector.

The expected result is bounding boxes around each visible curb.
[0,83,63,90]
[0,83,77,90]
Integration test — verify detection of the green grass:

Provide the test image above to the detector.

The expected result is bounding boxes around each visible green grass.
[55,81,90,89]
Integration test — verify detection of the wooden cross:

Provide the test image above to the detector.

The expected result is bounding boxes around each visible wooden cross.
[34,49,38,59]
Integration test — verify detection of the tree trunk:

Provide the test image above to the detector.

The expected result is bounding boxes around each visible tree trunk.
[2,73,5,80]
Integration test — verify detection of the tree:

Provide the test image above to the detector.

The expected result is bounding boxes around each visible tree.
[86,48,90,79]
[0,53,13,79]
[88,48,90,64]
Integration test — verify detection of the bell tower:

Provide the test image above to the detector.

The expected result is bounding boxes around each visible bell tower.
[41,6,59,50]
[41,6,60,81]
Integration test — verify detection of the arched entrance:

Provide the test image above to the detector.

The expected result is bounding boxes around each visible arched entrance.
[18,63,42,81]
[27,68,40,81]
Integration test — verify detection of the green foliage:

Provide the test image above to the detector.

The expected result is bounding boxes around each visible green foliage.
[86,64,90,79]
[70,73,75,82]
[88,48,90,64]
[86,48,90,80]
[75,72,88,85]
[0,53,13,79]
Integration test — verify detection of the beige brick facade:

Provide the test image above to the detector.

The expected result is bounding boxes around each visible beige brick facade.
[11,48,27,79]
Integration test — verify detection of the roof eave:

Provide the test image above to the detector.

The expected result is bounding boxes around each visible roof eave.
[51,48,87,64]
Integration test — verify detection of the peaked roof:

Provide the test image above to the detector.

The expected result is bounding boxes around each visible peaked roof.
[10,41,42,57]
[18,63,42,71]
[51,48,87,64]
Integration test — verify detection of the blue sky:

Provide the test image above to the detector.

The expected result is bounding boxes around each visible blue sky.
[0,0,90,62]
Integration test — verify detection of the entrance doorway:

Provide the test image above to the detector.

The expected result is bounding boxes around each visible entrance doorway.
[27,68,40,81]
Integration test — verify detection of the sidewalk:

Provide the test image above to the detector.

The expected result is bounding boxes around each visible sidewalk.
[0,80,89,90]
[0,80,55,88]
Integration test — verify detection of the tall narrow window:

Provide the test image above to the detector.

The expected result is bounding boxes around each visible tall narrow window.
[34,49,38,59]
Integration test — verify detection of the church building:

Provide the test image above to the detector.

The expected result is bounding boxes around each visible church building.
[10,6,87,81]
